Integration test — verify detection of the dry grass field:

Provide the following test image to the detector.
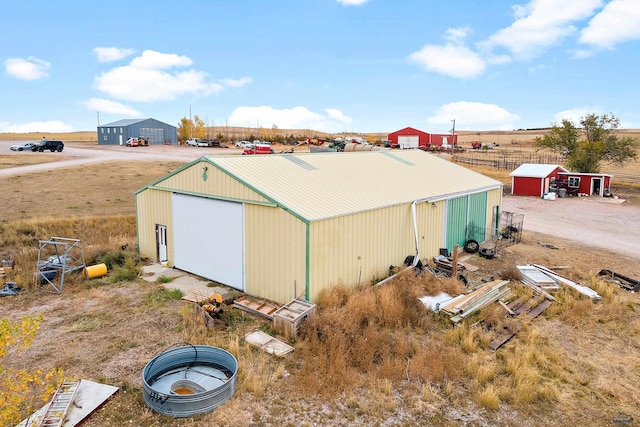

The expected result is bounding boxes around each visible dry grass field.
[1,131,640,426]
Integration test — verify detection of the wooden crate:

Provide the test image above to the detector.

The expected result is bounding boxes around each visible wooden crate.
[273,299,316,339]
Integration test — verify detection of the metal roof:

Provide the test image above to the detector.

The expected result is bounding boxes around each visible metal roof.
[206,150,502,222]
[99,118,151,127]
[509,163,568,178]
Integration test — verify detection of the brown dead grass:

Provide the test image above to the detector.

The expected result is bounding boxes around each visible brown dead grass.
[0,160,183,222]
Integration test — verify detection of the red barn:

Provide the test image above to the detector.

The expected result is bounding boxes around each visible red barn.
[387,127,457,149]
[510,164,568,197]
[556,172,612,196]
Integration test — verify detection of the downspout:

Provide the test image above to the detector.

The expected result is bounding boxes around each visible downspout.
[375,200,422,286]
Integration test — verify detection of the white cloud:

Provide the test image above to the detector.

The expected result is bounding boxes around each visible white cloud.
[481,0,603,60]
[94,49,236,102]
[130,50,193,69]
[553,107,601,124]
[228,106,352,132]
[427,101,520,130]
[0,120,73,133]
[336,0,369,5]
[221,77,253,87]
[572,49,595,59]
[408,44,485,78]
[580,0,640,48]
[445,27,471,43]
[82,98,141,116]
[93,47,136,63]
[4,57,50,80]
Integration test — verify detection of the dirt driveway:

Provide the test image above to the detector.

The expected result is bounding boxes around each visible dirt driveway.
[502,194,640,259]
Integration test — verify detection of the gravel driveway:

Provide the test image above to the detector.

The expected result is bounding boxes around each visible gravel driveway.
[502,194,640,259]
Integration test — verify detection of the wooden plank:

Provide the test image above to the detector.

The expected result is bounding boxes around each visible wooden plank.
[234,297,279,320]
[526,299,552,319]
[181,290,216,303]
[489,328,518,351]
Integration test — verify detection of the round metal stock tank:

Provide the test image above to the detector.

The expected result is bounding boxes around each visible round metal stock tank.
[142,345,238,417]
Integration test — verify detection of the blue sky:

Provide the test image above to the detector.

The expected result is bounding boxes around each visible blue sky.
[2,0,640,134]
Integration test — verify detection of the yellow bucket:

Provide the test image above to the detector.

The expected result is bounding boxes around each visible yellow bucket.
[84,263,107,279]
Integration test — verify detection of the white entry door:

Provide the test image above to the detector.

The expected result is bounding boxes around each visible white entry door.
[172,194,244,290]
[156,224,167,262]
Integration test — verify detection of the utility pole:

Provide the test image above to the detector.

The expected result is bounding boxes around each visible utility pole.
[97,111,100,126]
[189,105,193,139]
[450,119,456,158]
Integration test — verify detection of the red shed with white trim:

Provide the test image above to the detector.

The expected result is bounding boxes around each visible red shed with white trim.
[387,127,458,149]
[510,164,568,197]
[556,172,612,196]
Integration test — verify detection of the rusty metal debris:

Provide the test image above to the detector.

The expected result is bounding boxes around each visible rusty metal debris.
[598,269,640,292]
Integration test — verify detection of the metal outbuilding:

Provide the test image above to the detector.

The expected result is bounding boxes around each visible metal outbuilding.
[387,127,458,150]
[135,150,502,304]
[97,118,177,145]
[510,163,568,197]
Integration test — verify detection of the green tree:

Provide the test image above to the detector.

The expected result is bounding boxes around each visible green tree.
[535,113,638,173]
[0,315,64,425]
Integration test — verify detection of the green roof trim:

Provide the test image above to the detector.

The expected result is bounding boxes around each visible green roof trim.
[134,157,203,195]
[145,185,278,207]
[207,157,311,225]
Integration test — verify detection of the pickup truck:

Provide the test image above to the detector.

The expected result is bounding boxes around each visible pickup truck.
[186,138,203,146]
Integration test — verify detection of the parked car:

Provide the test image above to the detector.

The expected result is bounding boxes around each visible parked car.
[242,144,274,155]
[10,142,37,151]
[235,140,252,148]
[32,140,64,152]
[186,138,202,146]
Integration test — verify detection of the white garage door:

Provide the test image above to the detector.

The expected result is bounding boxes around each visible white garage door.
[398,135,419,149]
[172,193,244,290]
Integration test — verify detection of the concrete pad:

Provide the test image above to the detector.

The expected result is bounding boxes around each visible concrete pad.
[141,264,235,302]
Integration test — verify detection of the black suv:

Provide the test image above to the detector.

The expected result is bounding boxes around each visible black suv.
[32,140,64,152]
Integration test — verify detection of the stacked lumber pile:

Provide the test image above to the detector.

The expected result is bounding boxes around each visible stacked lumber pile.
[439,280,510,324]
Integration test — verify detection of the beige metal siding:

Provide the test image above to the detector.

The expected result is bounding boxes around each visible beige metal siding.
[486,188,502,233]
[417,200,447,260]
[136,189,174,262]
[308,204,415,301]
[158,160,271,204]
[244,204,307,304]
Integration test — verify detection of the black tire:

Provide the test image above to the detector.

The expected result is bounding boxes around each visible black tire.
[457,273,468,286]
[463,239,480,253]
[18,147,23,151]
[58,147,63,152]
[479,248,495,259]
